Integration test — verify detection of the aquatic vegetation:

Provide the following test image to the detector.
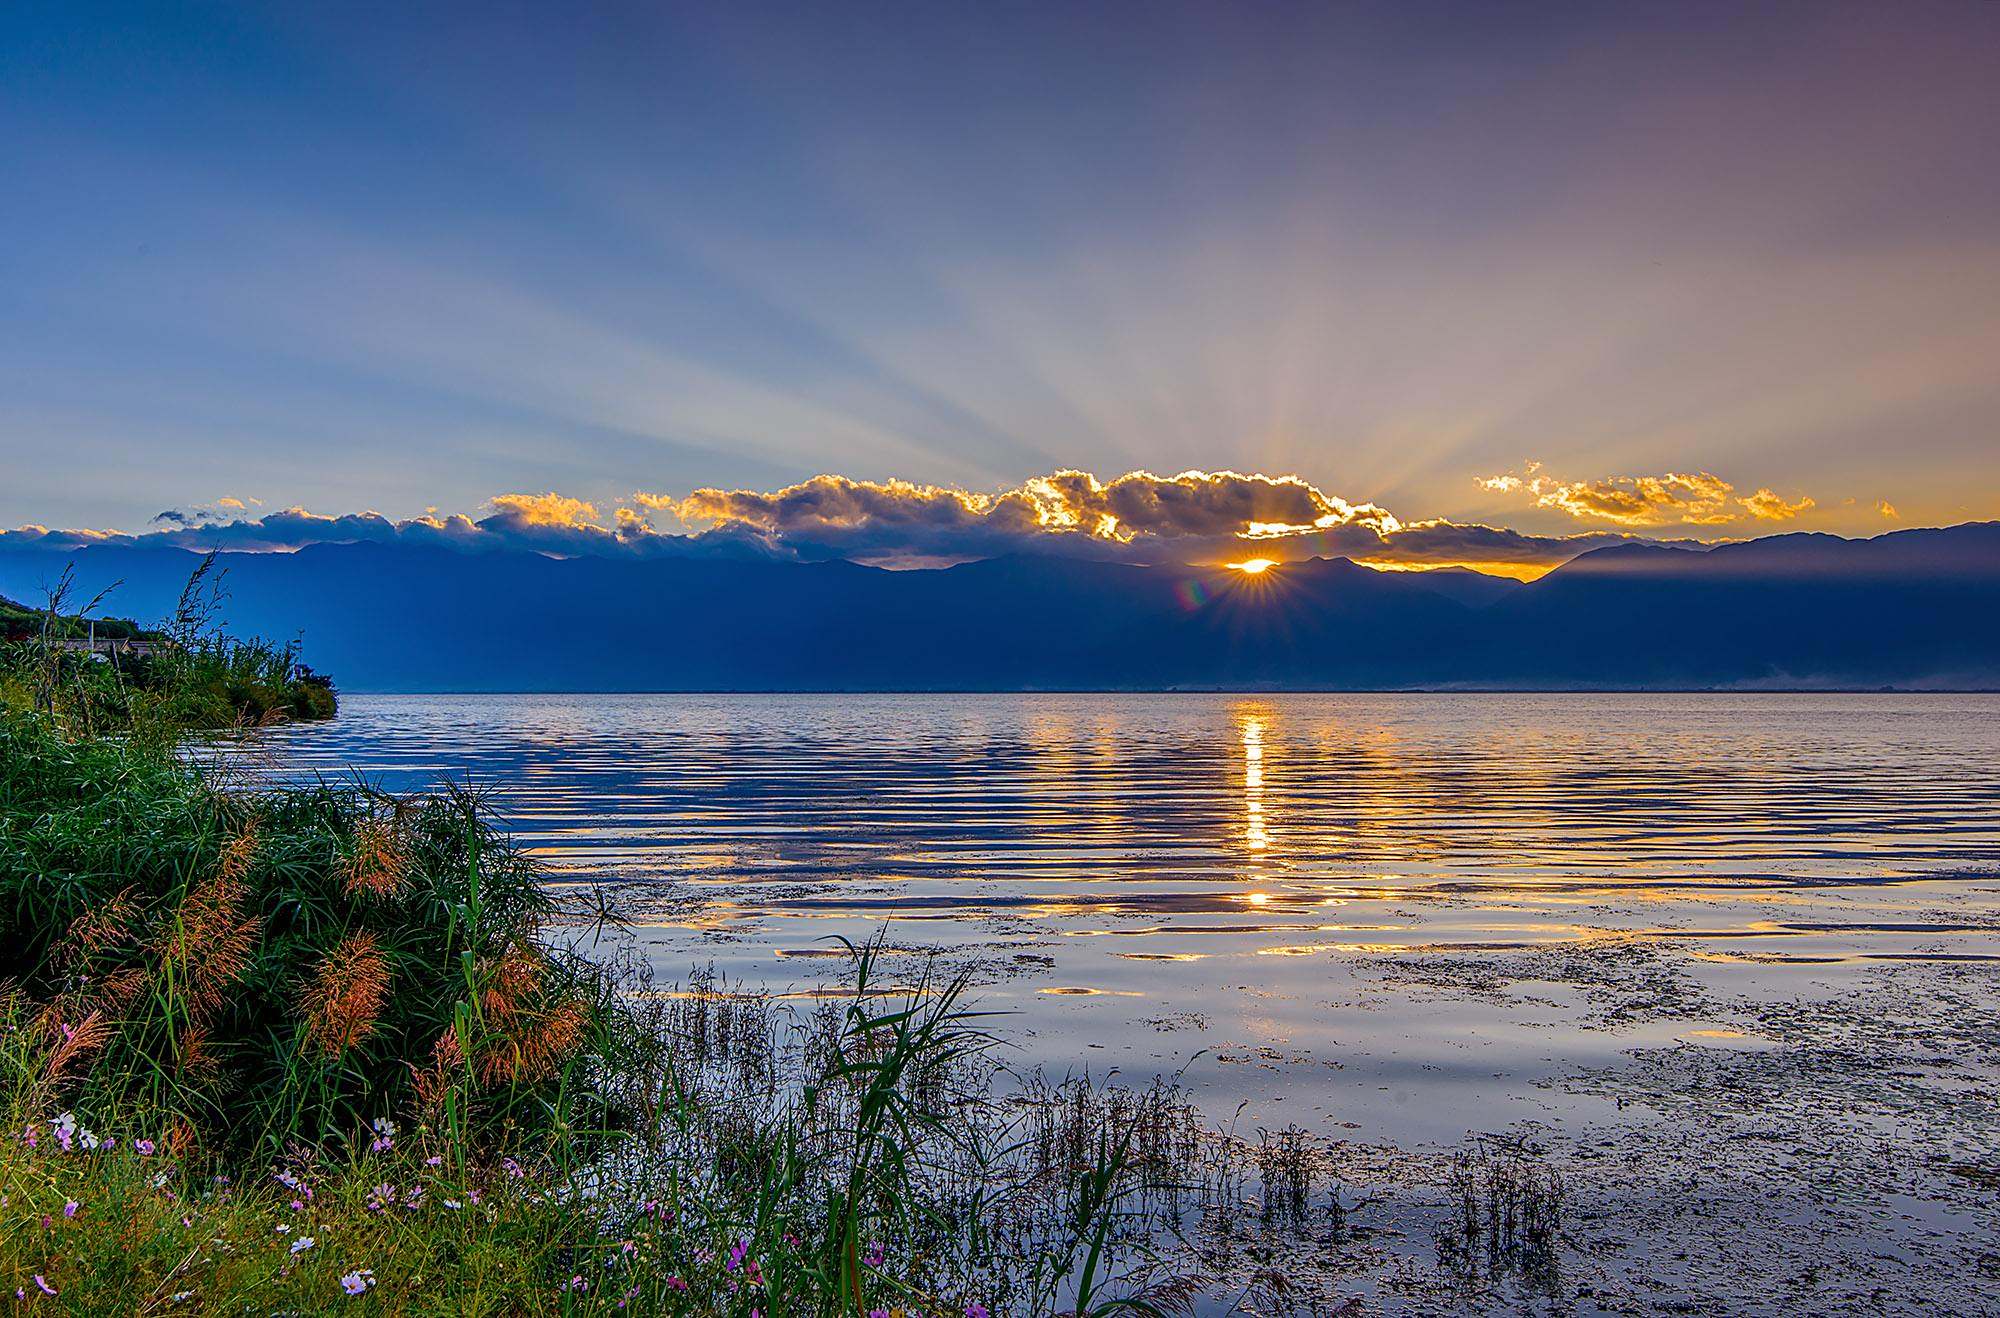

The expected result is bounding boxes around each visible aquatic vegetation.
[1438,1136,1566,1284]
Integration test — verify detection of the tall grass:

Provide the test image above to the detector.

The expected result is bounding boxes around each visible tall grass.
[0,555,337,738]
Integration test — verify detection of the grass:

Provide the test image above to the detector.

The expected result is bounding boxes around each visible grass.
[0,555,337,738]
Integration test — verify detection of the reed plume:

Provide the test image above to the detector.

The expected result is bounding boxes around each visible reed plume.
[341,817,408,898]
[41,1009,113,1082]
[300,931,392,1056]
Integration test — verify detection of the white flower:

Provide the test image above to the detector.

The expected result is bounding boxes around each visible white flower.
[290,1236,316,1255]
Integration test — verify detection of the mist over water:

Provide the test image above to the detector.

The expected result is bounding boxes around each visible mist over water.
[229,692,2000,1140]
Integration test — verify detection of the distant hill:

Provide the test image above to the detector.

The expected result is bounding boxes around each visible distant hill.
[0,523,1994,691]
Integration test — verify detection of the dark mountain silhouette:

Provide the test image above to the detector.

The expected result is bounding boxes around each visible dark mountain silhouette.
[0,523,1993,691]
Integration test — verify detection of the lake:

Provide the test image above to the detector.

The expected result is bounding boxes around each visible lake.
[222,692,2000,1140]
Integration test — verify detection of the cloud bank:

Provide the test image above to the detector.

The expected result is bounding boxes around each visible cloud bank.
[3,468,1748,575]
[1477,464,1817,526]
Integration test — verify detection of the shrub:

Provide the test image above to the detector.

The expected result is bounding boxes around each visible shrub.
[0,712,626,1162]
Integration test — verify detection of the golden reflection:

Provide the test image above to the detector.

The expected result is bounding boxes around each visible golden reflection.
[1240,710,1268,853]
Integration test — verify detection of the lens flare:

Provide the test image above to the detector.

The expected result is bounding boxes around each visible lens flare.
[1230,558,1277,574]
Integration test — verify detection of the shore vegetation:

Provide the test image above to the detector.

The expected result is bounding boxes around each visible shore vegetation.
[0,573,1360,1314]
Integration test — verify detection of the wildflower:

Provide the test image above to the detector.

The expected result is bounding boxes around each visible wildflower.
[967,1306,991,1318]
[368,1117,396,1154]
[727,1238,751,1272]
[63,1201,79,1219]
[666,1275,688,1293]
[290,1199,305,1211]
[567,1275,588,1293]
[339,1269,375,1295]
[33,1276,57,1297]
[425,1154,442,1167]
[291,1236,316,1255]
[135,1139,156,1156]
[863,1240,886,1268]
[869,1310,889,1318]
[20,1124,36,1149]
[444,1198,462,1210]
[502,1157,524,1179]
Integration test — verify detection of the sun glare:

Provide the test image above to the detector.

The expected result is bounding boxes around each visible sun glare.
[1231,558,1277,574]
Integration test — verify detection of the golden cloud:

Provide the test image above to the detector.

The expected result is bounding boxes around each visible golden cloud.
[486,492,606,529]
[669,469,1403,550]
[1737,488,1816,521]
[1479,464,1815,527]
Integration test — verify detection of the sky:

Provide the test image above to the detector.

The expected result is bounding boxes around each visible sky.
[4,1,1998,574]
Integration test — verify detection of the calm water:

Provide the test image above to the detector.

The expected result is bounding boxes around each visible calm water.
[227,693,2000,1141]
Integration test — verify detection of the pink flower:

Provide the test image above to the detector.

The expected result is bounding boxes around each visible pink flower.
[33,1276,57,1297]
[135,1139,156,1156]
[966,1306,991,1318]
[63,1201,78,1219]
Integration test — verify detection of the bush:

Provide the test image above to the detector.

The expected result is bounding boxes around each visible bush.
[0,713,627,1162]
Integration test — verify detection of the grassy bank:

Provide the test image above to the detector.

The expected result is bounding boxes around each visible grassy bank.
[0,556,336,737]
[0,638,1292,1313]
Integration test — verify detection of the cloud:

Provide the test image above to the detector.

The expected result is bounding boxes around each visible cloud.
[1737,488,1816,521]
[3,501,681,560]
[1877,500,1901,519]
[486,492,603,528]
[4,467,1714,573]
[147,495,269,529]
[1479,464,1817,527]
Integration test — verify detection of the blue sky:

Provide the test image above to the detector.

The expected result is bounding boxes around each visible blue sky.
[5,0,1998,555]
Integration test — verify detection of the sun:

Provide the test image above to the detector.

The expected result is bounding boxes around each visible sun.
[1229,558,1278,575]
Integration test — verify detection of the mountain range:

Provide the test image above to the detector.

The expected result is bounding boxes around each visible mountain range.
[1,523,1995,691]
